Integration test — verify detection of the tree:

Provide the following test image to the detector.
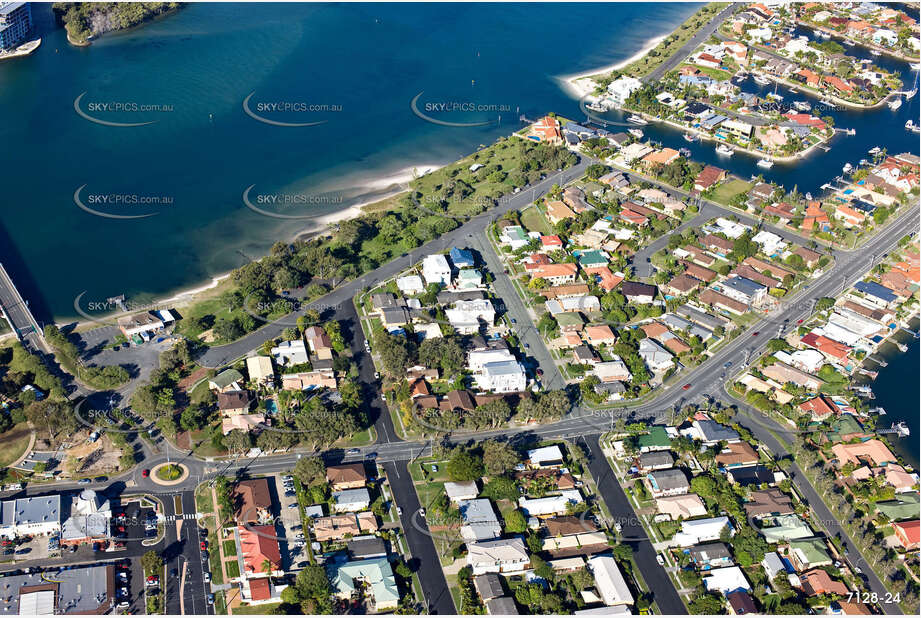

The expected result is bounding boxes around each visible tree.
[815,297,835,312]
[224,429,252,454]
[504,508,527,533]
[141,550,163,576]
[294,456,326,487]
[447,450,485,481]
[482,440,520,475]
[689,594,725,614]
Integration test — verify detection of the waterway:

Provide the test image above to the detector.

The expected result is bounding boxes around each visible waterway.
[0,1,699,321]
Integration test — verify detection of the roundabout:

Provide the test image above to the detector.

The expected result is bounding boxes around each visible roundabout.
[149,462,189,486]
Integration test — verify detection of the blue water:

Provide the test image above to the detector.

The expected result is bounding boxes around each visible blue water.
[0,2,697,320]
[867,325,920,469]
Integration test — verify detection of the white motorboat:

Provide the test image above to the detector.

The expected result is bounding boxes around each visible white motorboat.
[628,128,644,138]
[842,162,853,174]
[870,49,881,56]
[912,63,921,71]
[889,97,902,110]
[767,92,784,101]
[626,114,648,125]
[716,144,734,156]
[843,39,855,47]
[679,147,691,158]
[757,158,774,169]
[753,74,771,86]
[793,101,811,111]
[683,132,699,142]
[906,120,921,134]
[868,146,881,155]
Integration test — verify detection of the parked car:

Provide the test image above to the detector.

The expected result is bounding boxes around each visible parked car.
[656,554,665,566]
[203,572,211,583]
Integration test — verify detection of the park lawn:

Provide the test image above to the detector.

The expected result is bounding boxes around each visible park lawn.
[194,486,214,515]
[233,602,283,614]
[223,539,237,557]
[0,423,33,468]
[520,205,553,236]
[711,179,754,206]
[224,560,241,579]
[333,425,376,448]
[412,478,447,511]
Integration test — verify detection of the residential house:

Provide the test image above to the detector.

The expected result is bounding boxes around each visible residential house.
[333,488,372,513]
[704,567,751,596]
[326,463,367,491]
[584,324,617,346]
[715,442,759,468]
[329,558,400,611]
[699,288,748,315]
[271,340,309,367]
[645,468,690,497]
[467,537,530,575]
[638,451,674,472]
[530,263,579,286]
[788,538,833,571]
[694,166,727,192]
[209,368,245,393]
[620,281,657,304]
[246,356,275,387]
[638,338,674,372]
[422,254,452,287]
[313,513,378,542]
[527,446,565,468]
[719,276,767,306]
[218,390,252,416]
[831,439,897,467]
[892,520,920,551]
[689,543,734,569]
[672,517,733,547]
[304,326,334,360]
[760,515,814,543]
[459,499,503,542]
[444,481,479,503]
[656,494,708,520]
[586,555,634,607]
[527,115,564,145]
[233,479,273,524]
[800,569,849,597]
[546,200,577,225]
[518,490,584,518]
[239,525,282,576]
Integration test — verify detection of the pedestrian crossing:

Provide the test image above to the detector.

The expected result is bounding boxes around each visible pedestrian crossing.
[164,513,199,521]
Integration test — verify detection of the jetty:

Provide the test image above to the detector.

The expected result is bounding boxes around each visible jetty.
[878,422,910,438]
[0,263,47,352]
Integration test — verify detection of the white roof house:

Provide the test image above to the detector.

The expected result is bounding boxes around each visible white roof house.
[459,499,502,542]
[527,446,565,468]
[397,275,425,295]
[774,349,825,374]
[704,566,751,596]
[713,217,750,239]
[606,76,642,104]
[332,489,371,513]
[467,537,530,575]
[761,551,786,581]
[0,496,61,539]
[271,339,309,367]
[828,310,885,338]
[446,299,496,334]
[422,254,451,287]
[672,516,733,547]
[639,338,674,372]
[587,555,634,607]
[518,490,583,517]
[594,359,632,383]
[415,322,443,341]
[469,348,517,372]
[751,230,787,255]
[444,481,479,503]
[474,360,527,393]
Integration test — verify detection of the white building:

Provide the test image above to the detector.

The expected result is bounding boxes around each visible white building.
[587,556,634,607]
[332,489,371,513]
[446,299,496,334]
[704,566,751,596]
[444,481,479,503]
[527,445,565,468]
[594,359,632,383]
[468,348,517,372]
[422,254,452,287]
[0,496,61,539]
[671,516,733,547]
[639,338,674,372]
[606,76,643,105]
[474,360,527,393]
[751,230,787,255]
[61,489,111,546]
[467,538,530,575]
[271,340,309,367]
[713,217,750,239]
[518,490,583,518]
[397,275,425,295]
[459,499,502,542]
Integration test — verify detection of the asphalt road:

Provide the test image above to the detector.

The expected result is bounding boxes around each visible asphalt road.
[382,460,456,615]
[642,3,741,84]
[163,490,212,616]
[0,262,45,351]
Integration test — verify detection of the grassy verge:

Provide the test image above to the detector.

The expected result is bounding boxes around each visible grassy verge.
[232,602,282,614]
[0,423,33,468]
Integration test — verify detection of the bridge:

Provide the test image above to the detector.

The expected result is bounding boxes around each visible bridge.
[0,262,47,352]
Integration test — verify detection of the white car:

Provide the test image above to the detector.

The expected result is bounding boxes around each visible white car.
[117,601,130,610]
[656,554,665,566]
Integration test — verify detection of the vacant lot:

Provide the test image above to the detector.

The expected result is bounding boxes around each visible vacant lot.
[711,178,754,206]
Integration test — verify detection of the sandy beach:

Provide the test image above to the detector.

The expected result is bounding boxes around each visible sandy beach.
[557,33,667,99]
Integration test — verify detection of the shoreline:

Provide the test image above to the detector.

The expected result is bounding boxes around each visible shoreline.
[557,33,668,100]
[63,161,449,330]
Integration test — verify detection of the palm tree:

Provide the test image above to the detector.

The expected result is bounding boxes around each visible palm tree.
[262,559,273,575]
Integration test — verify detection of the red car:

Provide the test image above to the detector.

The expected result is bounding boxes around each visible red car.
[142,469,150,478]
[200,541,207,550]
[797,319,804,324]
[751,331,760,336]
[682,383,691,390]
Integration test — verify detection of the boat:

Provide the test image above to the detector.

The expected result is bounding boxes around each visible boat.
[628,128,644,138]
[859,158,868,166]
[870,49,881,56]
[869,406,887,416]
[843,39,855,47]
[753,74,771,86]
[888,97,902,110]
[906,120,921,134]
[844,128,856,136]
[842,162,853,174]
[805,192,812,201]
[793,100,811,112]
[679,147,691,157]
[818,31,830,39]
[757,158,774,169]
[683,132,699,142]
[626,114,648,125]
[716,144,734,156]
[586,100,607,112]
[912,63,921,71]
[767,91,784,101]
[868,146,881,155]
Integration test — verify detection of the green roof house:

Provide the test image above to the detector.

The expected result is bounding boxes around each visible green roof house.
[638,426,672,453]
[208,368,245,392]
[577,249,609,268]
[555,312,585,332]
[457,269,483,289]
[329,558,399,611]
[875,494,920,522]
[759,515,815,544]
[788,538,833,570]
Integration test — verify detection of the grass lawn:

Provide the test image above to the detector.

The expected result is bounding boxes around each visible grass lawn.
[155,464,183,481]
[0,423,33,468]
[208,530,224,585]
[223,539,237,557]
[195,486,215,515]
[233,602,282,614]
[334,425,376,448]
[710,179,754,206]
[224,559,240,579]
[0,317,10,335]
[679,63,733,81]
[520,206,553,236]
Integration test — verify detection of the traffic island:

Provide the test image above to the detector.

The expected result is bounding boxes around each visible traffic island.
[149,462,189,486]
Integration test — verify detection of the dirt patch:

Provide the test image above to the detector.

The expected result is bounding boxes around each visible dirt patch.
[62,434,124,477]
[178,367,209,392]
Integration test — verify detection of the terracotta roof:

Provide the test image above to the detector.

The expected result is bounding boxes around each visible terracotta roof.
[701,234,734,252]
[800,569,849,597]
[667,273,701,293]
[584,324,616,343]
[699,288,747,313]
[744,488,794,518]
[248,577,272,601]
[239,524,281,574]
[681,260,718,282]
[530,263,579,280]
[327,463,367,487]
[695,165,725,189]
[545,515,598,537]
[799,395,837,419]
[715,442,759,467]
[233,479,273,523]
